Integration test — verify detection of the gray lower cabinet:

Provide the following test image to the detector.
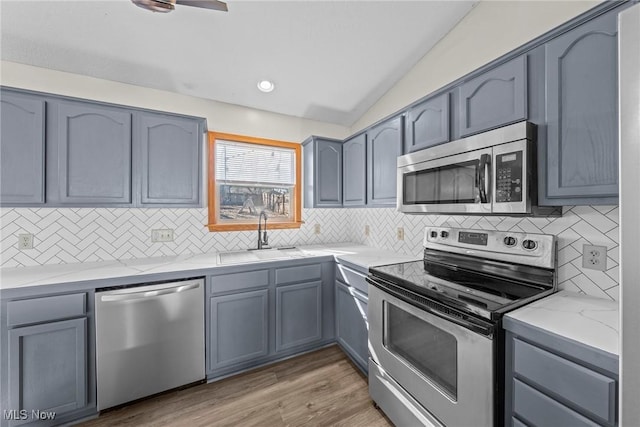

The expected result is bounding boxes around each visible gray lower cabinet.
[504,317,618,427]
[0,92,45,205]
[342,133,367,207]
[335,281,368,373]
[52,101,132,205]
[209,289,269,371]
[543,9,619,204]
[405,93,450,152]
[367,115,404,206]
[207,260,334,380]
[136,112,202,206]
[1,292,93,427]
[303,136,343,208]
[459,55,528,137]
[275,281,322,352]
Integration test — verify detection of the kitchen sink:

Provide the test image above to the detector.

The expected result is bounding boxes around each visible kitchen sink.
[218,247,304,265]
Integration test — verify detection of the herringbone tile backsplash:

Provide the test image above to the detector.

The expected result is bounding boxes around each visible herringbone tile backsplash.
[0,205,619,301]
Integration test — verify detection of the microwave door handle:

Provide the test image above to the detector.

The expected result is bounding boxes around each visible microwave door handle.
[479,154,490,203]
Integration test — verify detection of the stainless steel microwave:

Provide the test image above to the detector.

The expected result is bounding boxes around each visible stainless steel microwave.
[397,121,560,216]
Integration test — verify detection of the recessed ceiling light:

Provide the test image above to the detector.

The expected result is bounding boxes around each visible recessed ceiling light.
[257,80,275,93]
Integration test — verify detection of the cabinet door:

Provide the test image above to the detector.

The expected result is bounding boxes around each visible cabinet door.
[56,102,132,204]
[544,11,618,202]
[342,134,366,206]
[315,139,342,207]
[209,289,269,371]
[8,318,87,425]
[335,281,368,372]
[367,116,403,206]
[459,56,528,137]
[275,281,322,352]
[137,113,201,206]
[405,93,450,153]
[0,92,45,205]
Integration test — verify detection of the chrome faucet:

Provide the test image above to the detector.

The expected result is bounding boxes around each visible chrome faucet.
[257,210,269,249]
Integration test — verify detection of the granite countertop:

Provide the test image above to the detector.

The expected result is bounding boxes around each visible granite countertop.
[0,243,419,291]
[506,290,619,356]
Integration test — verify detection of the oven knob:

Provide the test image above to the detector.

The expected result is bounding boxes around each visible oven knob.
[440,231,449,238]
[503,236,517,247]
[522,239,537,250]
[430,231,438,238]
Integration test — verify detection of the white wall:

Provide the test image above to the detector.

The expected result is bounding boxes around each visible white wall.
[351,0,601,133]
[0,61,350,142]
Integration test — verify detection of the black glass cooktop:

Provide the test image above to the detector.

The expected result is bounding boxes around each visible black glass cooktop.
[369,258,553,319]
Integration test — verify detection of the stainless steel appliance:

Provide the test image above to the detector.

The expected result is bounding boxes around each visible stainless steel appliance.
[397,121,560,216]
[95,278,205,411]
[619,3,640,424]
[367,227,557,427]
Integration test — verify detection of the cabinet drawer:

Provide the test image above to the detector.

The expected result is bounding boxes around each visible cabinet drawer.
[335,264,368,294]
[513,338,616,424]
[209,269,269,294]
[513,379,600,427]
[275,264,321,285]
[7,293,86,327]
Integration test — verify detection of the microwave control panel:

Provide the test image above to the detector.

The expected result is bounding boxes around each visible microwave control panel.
[496,151,523,203]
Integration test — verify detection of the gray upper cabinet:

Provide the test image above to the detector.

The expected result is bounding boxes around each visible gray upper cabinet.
[543,10,619,204]
[342,133,367,207]
[367,115,403,206]
[54,101,132,205]
[405,93,450,153]
[459,56,528,137]
[0,92,45,205]
[136,113,202,206]
[303,137,342,208]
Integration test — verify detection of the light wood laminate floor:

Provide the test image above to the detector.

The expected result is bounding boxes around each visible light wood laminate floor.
[79,345,392,427]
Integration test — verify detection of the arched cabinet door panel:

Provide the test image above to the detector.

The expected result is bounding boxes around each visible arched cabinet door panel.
[367,116,403,206]
[405,93,450,153]
[544,10,618,203]
[136,113,202,206]
[459,55,528,137]
[343,133,367,206]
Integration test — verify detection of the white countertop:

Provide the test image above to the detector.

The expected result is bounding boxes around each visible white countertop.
[506,290,619,356]
[0,243,419,291]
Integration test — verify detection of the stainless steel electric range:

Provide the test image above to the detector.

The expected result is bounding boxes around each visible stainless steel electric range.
[367,227,557,427]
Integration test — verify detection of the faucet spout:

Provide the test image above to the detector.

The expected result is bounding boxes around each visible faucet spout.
[257,210,269,249]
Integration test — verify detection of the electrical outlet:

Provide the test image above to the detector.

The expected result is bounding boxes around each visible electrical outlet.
[397,227,405,241]
[364,224,370,237]
[151,229,174,243]
[314,224,321,235]
[18,234,33,250]
[582,244,607,271]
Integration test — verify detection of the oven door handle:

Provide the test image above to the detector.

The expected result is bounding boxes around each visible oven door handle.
[478,153,490,204]
[367,276,495,338]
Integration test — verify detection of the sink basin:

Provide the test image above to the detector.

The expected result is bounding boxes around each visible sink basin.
[218,247,304,265]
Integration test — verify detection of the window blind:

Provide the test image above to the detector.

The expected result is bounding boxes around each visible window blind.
[215,139,295,186]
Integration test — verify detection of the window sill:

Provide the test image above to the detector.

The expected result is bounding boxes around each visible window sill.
[207,222,304,232]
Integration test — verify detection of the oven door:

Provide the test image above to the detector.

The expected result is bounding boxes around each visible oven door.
[368,284,494,427]
[398,147,492,214]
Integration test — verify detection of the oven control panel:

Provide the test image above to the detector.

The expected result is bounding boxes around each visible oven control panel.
[424,227,556,269]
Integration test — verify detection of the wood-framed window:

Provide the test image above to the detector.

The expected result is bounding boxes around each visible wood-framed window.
[207,132,302,232]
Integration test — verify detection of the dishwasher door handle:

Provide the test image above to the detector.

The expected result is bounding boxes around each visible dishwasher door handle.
[99,282,201,302]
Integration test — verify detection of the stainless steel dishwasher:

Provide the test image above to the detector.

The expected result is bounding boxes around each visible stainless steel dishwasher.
[95,278,205,411]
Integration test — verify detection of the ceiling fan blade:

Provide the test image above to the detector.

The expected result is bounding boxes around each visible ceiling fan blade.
[175,0,228,12]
